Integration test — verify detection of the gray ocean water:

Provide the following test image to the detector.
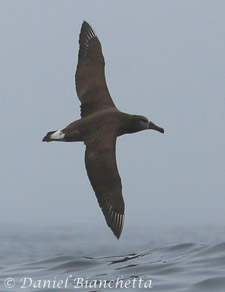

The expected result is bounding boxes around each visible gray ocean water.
[1,224,225,292]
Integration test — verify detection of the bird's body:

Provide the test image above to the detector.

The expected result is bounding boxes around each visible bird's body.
[43,21,164,239]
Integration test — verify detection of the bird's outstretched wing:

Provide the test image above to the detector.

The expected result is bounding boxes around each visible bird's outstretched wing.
[75,21,116,118]
[84,129,124,239]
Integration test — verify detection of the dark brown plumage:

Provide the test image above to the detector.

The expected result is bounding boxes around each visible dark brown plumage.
[42,21,164,239]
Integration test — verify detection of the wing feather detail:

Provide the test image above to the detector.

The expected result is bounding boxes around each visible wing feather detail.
[84,133,124,239]
[75,21,116,118]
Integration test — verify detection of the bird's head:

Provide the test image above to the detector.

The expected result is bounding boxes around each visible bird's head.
[132,115,164,134]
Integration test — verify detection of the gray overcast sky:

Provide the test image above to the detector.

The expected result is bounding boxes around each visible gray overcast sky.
[1,1,224,231]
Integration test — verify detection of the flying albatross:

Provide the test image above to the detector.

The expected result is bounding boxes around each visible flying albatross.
[43,21,164,239]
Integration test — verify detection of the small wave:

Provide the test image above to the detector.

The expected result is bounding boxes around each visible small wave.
[193,277,225,290]
[46,258,99,273]
[1,226,225,292]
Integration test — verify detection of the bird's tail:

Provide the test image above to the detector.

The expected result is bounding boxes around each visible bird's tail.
[42,131,56,142]
[42,129,66,142]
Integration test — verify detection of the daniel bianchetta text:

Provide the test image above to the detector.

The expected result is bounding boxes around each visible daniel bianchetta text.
[4,276,153,289]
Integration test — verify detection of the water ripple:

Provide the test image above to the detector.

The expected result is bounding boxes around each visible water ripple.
[1,226,225,291]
